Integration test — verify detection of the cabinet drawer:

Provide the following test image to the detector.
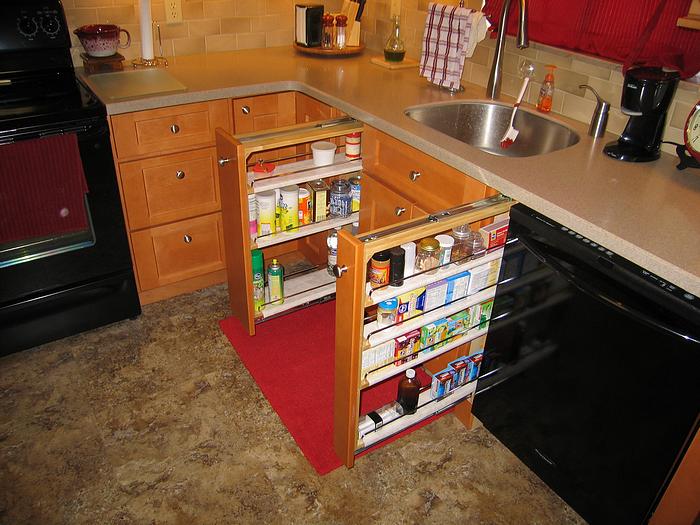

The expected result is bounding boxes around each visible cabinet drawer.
[111,100,232,159]
[363,126,487,212]
[130,213,225,291]
[120,147,220,230]
[233,92,296,133]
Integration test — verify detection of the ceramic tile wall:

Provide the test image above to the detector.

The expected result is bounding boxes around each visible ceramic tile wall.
[64,0,342,64]
[359,1,700,155]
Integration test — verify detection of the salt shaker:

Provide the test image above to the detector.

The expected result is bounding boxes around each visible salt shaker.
[335,15,347,50]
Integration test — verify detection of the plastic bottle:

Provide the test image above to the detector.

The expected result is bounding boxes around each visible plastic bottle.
[537,65,556,113]
[252,249,265,312]
[327,228,340,276]
[397,369,421,414]
[268,258,284,305]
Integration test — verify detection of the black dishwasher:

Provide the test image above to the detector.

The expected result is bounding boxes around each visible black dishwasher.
[473,204,699,525]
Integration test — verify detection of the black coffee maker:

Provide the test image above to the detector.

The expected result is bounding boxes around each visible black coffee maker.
[604,67,680,162]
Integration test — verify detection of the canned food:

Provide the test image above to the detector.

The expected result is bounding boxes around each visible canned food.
[349,175,361,212]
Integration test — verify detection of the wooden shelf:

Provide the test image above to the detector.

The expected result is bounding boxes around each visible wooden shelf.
[363,286,496,347]
[255,212,359,248]
[259,268,336,320]
[361,325,489,388]
[366,247,505,306]
[357,380,477,450]
[251,155,362,193]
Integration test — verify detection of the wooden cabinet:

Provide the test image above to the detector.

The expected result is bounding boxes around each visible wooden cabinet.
[215,111,511,470]
[130,213,225,291]
[119,147,220,230]
[110,98,233,304]
[360,126,491,229]
[111,100,231,160]
[359,173,425,230]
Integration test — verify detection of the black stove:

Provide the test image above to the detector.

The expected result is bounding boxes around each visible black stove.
[0,0,141,354]
[0,1,104,139]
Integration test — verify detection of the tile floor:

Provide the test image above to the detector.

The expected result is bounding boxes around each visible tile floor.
[0,284,586,524]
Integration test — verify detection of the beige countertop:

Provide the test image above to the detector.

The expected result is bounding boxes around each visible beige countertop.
[80,46,700,297]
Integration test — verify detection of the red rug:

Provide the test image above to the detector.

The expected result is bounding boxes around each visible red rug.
[219,301,447,475]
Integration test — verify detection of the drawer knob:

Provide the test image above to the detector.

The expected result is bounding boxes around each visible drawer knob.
[176,170,185,179]
[183,234,193,243]
[332,265,347,278]
[409,170,421,182]
[241,105,251,115]
[218,157,231,166]
[170,124,180,134]
[395,206,407,216]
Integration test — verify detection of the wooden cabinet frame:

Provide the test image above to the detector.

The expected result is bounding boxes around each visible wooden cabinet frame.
[333,195,513,467]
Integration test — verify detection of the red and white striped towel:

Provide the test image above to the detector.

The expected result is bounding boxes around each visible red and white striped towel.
[419,3,476,90]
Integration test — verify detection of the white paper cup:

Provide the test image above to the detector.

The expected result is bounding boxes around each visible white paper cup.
[311,141,337,166]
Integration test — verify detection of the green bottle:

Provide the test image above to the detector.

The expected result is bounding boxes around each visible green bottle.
[268,258,284,305]
[252,249,265,312]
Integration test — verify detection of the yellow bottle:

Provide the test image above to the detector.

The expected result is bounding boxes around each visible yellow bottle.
[537,65,556,113]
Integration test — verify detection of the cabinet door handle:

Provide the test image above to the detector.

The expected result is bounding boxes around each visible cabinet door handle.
[176,170,185,179]
[395,206,407,216]
[332,265,347,278]
[241,105,251,115]
[170,124,180,134]
[409,170,421,182]
[218,157,230,166]
[183,234,192,243]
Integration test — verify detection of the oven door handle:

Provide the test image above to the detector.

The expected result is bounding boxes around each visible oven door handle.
[517,233,699,344]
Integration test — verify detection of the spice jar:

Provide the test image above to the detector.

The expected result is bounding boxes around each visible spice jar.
[415,238,440,275]
[377,298,398,327]
[335,15,347,50]
[329,179,352,217]
[451,225,486,264]
[369,250,391,288]
[321,13,334,50]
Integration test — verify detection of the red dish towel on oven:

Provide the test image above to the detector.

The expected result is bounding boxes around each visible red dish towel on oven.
[419,3,473,90]
[0,133,89,245]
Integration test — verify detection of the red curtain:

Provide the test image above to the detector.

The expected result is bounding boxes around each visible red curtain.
[483,0,700,79]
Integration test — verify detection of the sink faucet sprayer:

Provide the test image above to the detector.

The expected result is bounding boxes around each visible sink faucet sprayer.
[486,0,528,100]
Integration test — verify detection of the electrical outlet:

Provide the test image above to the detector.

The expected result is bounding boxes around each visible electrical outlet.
[165,0,182,24]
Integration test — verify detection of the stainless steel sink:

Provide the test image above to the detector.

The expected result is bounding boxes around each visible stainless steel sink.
[405,101,580,157]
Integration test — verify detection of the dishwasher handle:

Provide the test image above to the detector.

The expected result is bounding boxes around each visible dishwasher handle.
[517,233,699,345]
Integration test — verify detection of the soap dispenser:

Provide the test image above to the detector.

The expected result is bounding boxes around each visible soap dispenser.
[537,65,556,113]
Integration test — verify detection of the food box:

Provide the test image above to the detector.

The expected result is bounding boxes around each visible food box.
[431,367,454,399]
[449,357,470,387]
[394,329,420,365]
[423,279,448,311]
[466,259,501,295]
[396,287,426,322]
[479,219,509,250]
[445,271,470,303]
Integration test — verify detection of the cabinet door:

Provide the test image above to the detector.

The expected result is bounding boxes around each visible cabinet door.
[233,92,297,164]
[363,126,488,212]
[120,147,220,230]
[130,213,225,291]
[358,173,414,231]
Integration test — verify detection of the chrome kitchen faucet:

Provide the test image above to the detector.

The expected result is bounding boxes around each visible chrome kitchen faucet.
[486,0,528,100]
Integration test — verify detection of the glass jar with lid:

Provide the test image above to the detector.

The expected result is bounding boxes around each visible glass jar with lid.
[414,238,440,275]
[329,179,352,217]
[451,225,486,264]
